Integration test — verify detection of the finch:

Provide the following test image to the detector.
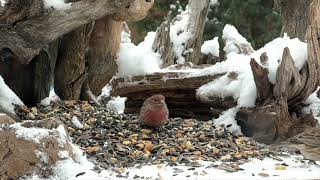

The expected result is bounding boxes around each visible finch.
[140,95,169,128]
[271,127,320,161]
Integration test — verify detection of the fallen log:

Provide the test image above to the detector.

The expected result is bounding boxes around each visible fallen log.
[111,71,237,118]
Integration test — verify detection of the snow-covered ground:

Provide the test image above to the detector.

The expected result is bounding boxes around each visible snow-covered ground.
[30,152,320,180]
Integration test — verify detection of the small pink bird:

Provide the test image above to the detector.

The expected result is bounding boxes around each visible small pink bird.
[140,95,169,128]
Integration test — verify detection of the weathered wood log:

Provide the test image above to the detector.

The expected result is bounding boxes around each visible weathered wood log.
[274,0,311,41]
[0,0,132,63]
[0,0,43,25]
[250,55,273,103]
[152,0,210,66]
[111,72,237,118]
[112,0,154,22]
[152,15,175,67]
[184,0,211,64]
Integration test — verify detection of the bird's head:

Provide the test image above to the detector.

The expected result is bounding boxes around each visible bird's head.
[147,94,166,105]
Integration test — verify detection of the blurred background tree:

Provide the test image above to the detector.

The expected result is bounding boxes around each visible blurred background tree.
[129,0,282,49]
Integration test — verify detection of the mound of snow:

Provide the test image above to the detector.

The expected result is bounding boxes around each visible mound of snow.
[201,37,219,57]
[117,32,162,77]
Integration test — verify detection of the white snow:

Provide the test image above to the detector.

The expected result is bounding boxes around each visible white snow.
[10,123,51,144]
[35,150,49,164]
[43,0,71,10]
[210,0,218,6]
[9,123,69,146]
[303,88,320,125]
[0,75,24,115]
[0,0,6,6]
[170,9,193,64]
[106,96,126,114]
[117,32,162,77]
[71,116,84,129]
[40,89,60,106]
[99,82,113,99]
[193,26,308,134]
[29,153,320,180]
[223,24,254,55]
[201,37,219,57]
[252,34,307,83]
[213,107,241,135]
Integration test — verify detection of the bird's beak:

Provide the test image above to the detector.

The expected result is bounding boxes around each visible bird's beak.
[160,100,165,104]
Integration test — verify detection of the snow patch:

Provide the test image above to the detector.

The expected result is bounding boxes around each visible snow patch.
[201,37,219,57]
[43,0,71,10]
[0,76,24,115]
[107,96,126,114]
[213,108,241,135]
[40,89,60,106]
[0,0,6,6]
[30,154,320,179]
[223,24,253,55]
[11,123,51,144]
[117,32,162,77]
[303,88,320,125]
[170,9,193,64]
[35,150,49,164]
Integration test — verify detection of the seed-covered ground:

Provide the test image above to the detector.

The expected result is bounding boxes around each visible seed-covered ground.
[16,100,281,173]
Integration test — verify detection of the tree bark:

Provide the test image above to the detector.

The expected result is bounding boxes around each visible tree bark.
[54,23,93,100]
[275,0,311,41]
[86,17,123,96]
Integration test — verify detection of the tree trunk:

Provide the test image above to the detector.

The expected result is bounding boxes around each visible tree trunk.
[275,0,311,41]
[86,17,123,96]
[54,23,93,100]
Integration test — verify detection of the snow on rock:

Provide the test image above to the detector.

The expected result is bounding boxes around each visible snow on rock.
[223,24,254,55]
[117,32,162,77]
[43,0,71,10]
[201,37,219,57]
[303,88,320,125]
[0,75,24,115]
[107,96,126,114]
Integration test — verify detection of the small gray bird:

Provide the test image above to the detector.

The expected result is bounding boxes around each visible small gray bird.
[271,127,320,161]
